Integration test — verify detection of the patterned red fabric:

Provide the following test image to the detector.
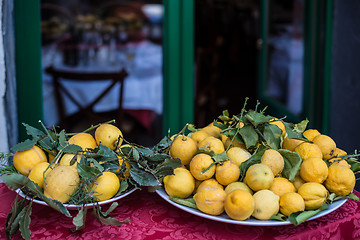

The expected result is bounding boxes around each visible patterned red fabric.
[0,183,360,240]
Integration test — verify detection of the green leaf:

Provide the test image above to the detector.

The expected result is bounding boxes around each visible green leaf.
[245,110,273,127]
[23,123,46,139]
[145,153,171,162]
[270,213,287,221]
[104,202,119,216]
[92,205,130,227]
[1,173,29,190]
[38,137,55,151]
[348,192,359,201]
[136,147,155,157]
[11,139,37,152]
[19,202,32,240]
[284,122,304,139]
[9,203,27,237]
[152,158,182,179]
[87,158,104,172]
[278,149,302,181]
[238,124,258,149]
[131,148,140,161]
[5,195,25,236]
[77,163,102,180]
[129,166,160,187]
[263,124,282,149]
[294,119,309,133]
[114,181,129,197]
[212,151,230,163]
[288,204,328,226]
[71,207,87,232]
[58,130,68,147]
[169,196,198,209]
[60,144,82,154]
[239,145,266,181]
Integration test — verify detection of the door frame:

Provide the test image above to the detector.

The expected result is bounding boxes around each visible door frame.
[257,0,333,132]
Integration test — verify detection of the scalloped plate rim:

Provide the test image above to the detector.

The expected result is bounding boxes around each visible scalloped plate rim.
[16,187,137,210]
[156,188,348,226]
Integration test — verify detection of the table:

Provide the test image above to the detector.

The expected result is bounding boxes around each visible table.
[42,40,163,132]
[0,183,360,240]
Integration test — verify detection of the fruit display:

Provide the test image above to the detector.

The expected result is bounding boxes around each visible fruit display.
[161,101,360,225]
[0,120,182,239]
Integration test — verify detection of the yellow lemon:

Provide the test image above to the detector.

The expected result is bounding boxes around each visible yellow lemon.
[68,132,97,152]
[117,156,131,181]
[198,136,225,155]
[163,167,195,198]
[59,153,81,168]
[95,124,123,150]
[293,174,305,191]
[196,178,224,193]
[298,182,328,210]
[294,142,323,160]
[28,162,52,188]
[300,157,328,183]
[215,161,240,186]
[269,118,286,137]
[252,189,280,220]
[223,137,246,149]
[279,192,305,216]
[44,165,80,203]
[226,147,251,167]
[13,145,47,176]
[324,164,355,196]
[303,129,321,141]
[225,181,253,195]
[189,153,216,181]
[269,177,296,197]
[245,163,274,191]
[90,171,120,202]
[329,148,350,168]
[169,135,198,165]
[261,149,284,176]
[312,134,336,160]
[193,187,226,216]
[190,130,211,146]
[282,137,304,152]
[224,189,255,221]
[201,123,222,138]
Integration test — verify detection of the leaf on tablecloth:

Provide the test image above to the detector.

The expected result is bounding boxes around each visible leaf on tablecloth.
[288,203,329,226]
[71,207,88,232]
[19,202,32,240]
[92,203,130,227]
[5,194,25,238]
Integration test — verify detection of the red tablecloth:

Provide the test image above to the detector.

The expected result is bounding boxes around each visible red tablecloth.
[0,183,360,240]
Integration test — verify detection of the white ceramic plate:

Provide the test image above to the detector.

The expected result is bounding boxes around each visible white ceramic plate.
[16,188,137,210]
[156,188,348,226]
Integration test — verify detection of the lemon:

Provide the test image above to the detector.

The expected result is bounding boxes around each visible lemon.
[324,164,355,196]
[294,142,323,160]
[201,123,222,138]
[193,187,226,216]
[59,153,81,168]
[299,157,328,183]
[196,178,224,193]
[252,189,280,220]
[95,124,123,150]
[68,132,97,152]
[298,182,328,210]
[312,134,336,160]
[303,129,321,141]
[215,161,240,186]
[224,181,253,195]
[169,135,198,165]
[224,189,255,221]
[90,171,120,201]
[282,137,304,152]
[269,177,296,197]
[198,136,225,155]
[44,165,80,203]
[189,153,216,181]
[190,130,211,146]
[13,145,47,176]
[226,147,251,167]
[279,192,305,216]
[244,163,274,191]
[163,167,195,198]
[293,174,305,191]
[269,118,286,137]
[117,156,131,181]
[28,162,52,188]
[261,149,284,176]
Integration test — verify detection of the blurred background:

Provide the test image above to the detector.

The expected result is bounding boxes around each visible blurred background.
[3,0,360,154]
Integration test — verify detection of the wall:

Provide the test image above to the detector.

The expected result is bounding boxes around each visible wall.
[0,0,9,153]
[330,1,360,153]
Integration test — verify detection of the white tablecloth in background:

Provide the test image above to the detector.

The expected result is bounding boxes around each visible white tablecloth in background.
[42,40,163,127]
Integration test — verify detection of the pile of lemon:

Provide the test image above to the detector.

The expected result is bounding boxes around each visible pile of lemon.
[163,121,356,221]
[11,124,131,204]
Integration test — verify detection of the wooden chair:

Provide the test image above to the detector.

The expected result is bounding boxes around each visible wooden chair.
[45,66,128,130]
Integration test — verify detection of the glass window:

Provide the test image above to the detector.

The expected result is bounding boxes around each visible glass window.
[40,1,164,146]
